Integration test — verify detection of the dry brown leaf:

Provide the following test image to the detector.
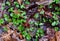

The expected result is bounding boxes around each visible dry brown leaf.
[19,34,23,40]
[49,37,55,41]
[44,12,53,17]
[36,0,53,5]
[55,31,60,41]
[17,0,22,5]
[13,9,20,14]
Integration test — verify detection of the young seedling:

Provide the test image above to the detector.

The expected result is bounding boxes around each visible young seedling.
[3,27,8,32]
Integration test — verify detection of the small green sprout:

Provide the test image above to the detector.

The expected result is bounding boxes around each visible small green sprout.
[36,33,39,38]
[1,7,5,10]
[8,7,14,12]
[54,27,59,31]
[52,21,59,26]
[10,13,20,18]
[54,0,60,4]
[34,22,38,26]
[0,19,4,25]
[29,27,34,31]
[21,11,26,16]
[18,25,24,32]
[14,1,18,5]
[3,27,8,31]
[2,3,5,7]
[39,5,44,8]
[48,5,53,8]
[53,14,58,20]
[4,14,9,21]
[6,1,10,6]
[20,4,25,9]
[40,10,44,14]
[34,13,39,19]
[16,4,19,8]
[36,28,44,38]
[26,34,31,40]
[25,1,30,4]
[22,31,31,40]
[22,31,28,37]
